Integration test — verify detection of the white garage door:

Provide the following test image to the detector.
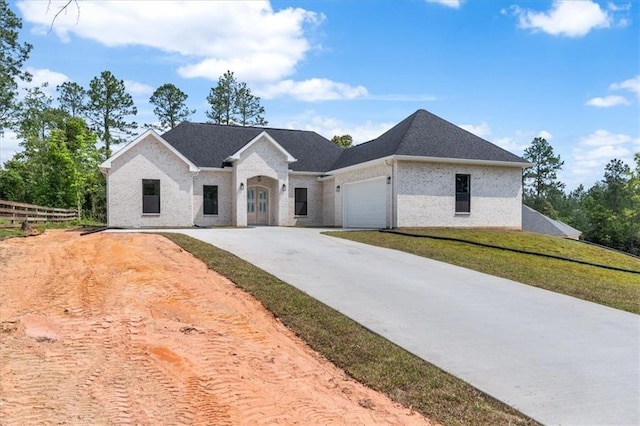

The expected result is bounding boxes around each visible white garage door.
[343,176,388,228]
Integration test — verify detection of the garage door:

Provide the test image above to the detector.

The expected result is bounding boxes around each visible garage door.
[343,176,387,228]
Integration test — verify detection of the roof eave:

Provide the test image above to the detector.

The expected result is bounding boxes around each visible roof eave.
[99,129,200,173]
[226,130,297,164]
[393,155,531,168]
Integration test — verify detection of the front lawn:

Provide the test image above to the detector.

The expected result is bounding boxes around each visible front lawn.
[325,229,640,314]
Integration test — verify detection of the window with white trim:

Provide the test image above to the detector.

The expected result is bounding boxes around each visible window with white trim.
[455,174,470,213]
[142,179,160,214]
[203,185,218,215]
[294,188,308,216]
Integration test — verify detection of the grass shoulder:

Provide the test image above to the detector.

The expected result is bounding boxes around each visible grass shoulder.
[162,232,538,426]
[324,229,640,314]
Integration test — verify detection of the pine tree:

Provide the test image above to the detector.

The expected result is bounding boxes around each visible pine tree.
[86,71,137,158]
[149,83,194,130]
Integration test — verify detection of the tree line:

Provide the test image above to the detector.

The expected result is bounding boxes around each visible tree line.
[522,137,639,255]
[0,0,268,220]
[1,1,637,255]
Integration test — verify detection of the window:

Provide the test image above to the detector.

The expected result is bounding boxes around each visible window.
[142,179,160,214]
[455,174,470,213]
[294,188,308,216]
[203,185,218,215]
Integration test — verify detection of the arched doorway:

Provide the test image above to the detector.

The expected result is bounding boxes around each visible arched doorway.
[247,185,270,225]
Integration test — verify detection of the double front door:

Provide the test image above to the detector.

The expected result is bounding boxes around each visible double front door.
[247,186,269,225]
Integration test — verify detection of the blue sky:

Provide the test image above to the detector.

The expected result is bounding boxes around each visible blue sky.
[2,0,638,190]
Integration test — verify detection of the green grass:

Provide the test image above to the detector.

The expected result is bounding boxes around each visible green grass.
[325,229,640,314]
[162,232,537,426]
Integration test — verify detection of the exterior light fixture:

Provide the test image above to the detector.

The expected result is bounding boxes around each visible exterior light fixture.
[387,176,391,184]
[282,183,287,191]
[336,185,341,192]
[240,182,245,190]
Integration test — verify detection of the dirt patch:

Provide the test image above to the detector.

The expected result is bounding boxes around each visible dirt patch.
[0,230,434,425]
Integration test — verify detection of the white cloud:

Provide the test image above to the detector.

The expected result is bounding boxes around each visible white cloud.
[607,2,632,12]
[425,0,462,9]
[568,129,637,185]
[609,75,640,98]
[579,129,633,146]
[283,113,394,144]
[511,1,611,37]
[258,79,368,102]
[538,130,553,140]
[459,121,492,138]
[0,130,21,165]
[586,95,631,107]
[124,80,154,96]
[493,129,551,155]
[18,1,322,84]
[19,67,69,96]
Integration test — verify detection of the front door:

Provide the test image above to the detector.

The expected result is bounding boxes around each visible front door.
[247,186,269,225]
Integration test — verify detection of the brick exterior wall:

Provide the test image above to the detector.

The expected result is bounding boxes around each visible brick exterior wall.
[232,135,290,226]
[193,170,233,226]
[105,135,523,229]
[106,135,194,227]
[329,162,392,227]
[287,174,323,226]
[395,161,523,228]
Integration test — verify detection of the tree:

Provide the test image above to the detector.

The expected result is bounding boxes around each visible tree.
[206,71,267,126]
[331,134,353,149]
[0,0,33,129]
[86,71,137,158]
[57,81,87,117]
[234,82,267,126]
[206,71,236,125]
[16,84,66,140]
[522,137,564,209]
[603,158,631,215]
[149,83,194,130]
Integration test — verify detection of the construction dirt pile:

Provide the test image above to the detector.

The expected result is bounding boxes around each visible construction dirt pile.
[0,230,433,425]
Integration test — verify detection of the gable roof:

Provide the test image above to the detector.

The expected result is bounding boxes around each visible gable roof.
[161,123,343,172]
[226,131,296,164]
[100,129,198,172]
[331,109,528,170]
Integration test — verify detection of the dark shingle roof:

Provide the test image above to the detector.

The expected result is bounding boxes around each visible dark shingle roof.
[331,109,527,170]
[160,109,527,174]
[161,123,343,172]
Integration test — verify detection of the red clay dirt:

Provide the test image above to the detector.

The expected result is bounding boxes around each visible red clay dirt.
[0,230,434,425]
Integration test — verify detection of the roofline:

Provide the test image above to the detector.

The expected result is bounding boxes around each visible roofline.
[288,171,323,176]
[199,167,233,172]
[325,157,391,175]
[99,129,199,173]
[325,154,530,175]
[392,155,531,168]
[226,131,297,163]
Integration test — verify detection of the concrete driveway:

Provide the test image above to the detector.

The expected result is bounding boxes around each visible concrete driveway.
[155,227,638,425]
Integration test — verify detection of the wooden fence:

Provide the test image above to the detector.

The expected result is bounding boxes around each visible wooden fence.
[0,200,79,226]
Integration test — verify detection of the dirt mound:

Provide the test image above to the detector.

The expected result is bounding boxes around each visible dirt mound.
[0,230,433,425]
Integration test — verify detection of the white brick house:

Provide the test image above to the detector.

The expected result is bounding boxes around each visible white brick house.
[100,109,530,228]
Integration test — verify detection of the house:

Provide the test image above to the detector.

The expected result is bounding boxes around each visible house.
[99,109,530,229]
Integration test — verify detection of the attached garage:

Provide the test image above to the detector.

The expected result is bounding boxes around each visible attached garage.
[343,176,388,228]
